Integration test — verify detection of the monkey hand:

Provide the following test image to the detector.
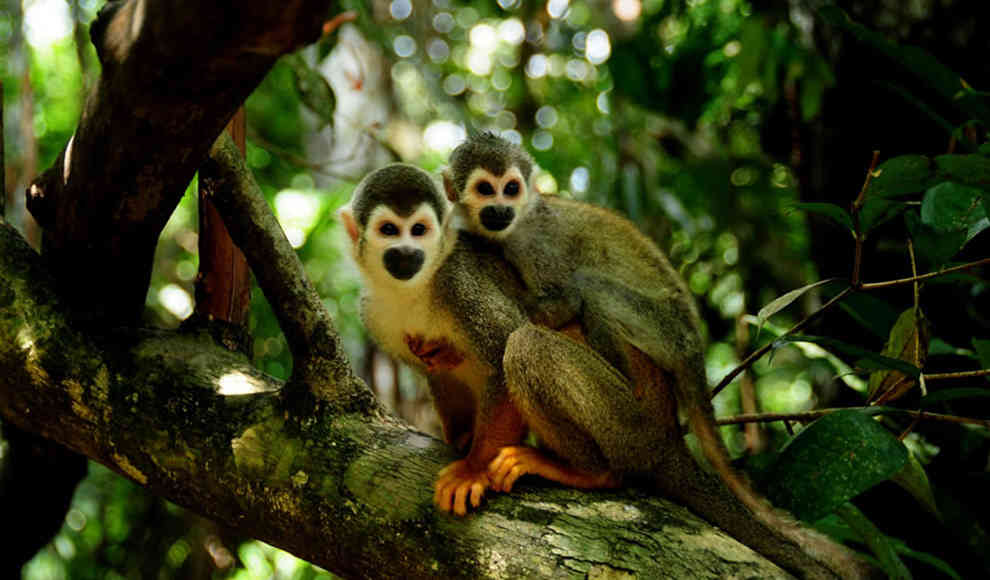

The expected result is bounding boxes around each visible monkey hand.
[488,446,621,493]
[405,334,465,372]
[434,459,491,516]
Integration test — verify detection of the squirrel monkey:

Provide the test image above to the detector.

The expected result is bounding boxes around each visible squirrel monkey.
[338,164,617,518]
[442,134,876,579]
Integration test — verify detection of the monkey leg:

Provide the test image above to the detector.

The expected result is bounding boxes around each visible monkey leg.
[425,374,475,452]
[434,393,527,516]
[502,323,678,479]
[488,445,620,493]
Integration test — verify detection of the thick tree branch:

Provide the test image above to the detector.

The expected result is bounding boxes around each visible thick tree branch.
[0,223,791,579]
[25,0,336,325]
[202,133,369,408]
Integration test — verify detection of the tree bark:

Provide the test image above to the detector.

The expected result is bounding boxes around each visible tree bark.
[0,221,790,578]
[26,0,336,326]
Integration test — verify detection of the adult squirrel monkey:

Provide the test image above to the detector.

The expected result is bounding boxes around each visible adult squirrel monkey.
[338,164,617,519]
[442,134,876,579]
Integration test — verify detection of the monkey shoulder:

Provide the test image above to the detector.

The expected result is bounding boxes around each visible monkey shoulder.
[434,233,528,365]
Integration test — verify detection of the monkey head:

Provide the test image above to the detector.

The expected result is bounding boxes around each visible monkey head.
[444,132,536,239]
[338,163,449,285]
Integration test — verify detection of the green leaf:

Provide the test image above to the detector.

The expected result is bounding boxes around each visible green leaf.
[282,53,336,126]
[836,292,900,339]
[790,203,854,232]
[921,182,989,237]
[891,452,940,520]
[927,338,976,357]
[974,339,990,375]
[860,197,908,233]
[835,503,912,580]
[921,388,990,406]
[777,335,921,377]
[865,155,934,199]
[765,409,908,522]
[888,537,962,580]
[819,6,990,124]
[934,154,990,188]
[756,278,844,331]
[867,309,929,404]
[906,211,967,269]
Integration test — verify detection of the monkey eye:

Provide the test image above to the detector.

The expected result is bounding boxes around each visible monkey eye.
[379,222,399,236]
[476,181,496,196]
[411,223,427,236]
[503,180,520,197]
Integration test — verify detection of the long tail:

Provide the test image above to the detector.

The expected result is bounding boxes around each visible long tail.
[672,359,878,579]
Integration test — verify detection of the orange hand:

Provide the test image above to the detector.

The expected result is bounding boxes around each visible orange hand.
[434,459,491,516]
[488,446,620,493]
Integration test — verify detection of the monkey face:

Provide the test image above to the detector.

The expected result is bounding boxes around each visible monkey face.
[338,164,449,287]
[346,202,443,285]
[457,166,530,239]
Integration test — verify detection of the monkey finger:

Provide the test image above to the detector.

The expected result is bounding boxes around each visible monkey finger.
[470,482,485,508]
[434,484,453,512]
[503,465,525,493]
[453,484,470,516]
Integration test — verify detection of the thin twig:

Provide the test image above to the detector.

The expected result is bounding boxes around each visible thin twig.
[852,150,881,211]
[860,258,990,290]
[716,407,990,429]
[850,151,881,286]
[924,369,990,381]
[710,286,854,398]
[908,238,926,396]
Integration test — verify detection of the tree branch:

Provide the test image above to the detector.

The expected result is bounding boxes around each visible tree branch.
[202,133,371,408]
[716,407,990,429]
[25,0,336,325]
[859,258,990,290]
[0,222,791,579]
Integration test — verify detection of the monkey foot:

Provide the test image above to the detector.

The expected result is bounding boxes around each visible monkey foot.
[488,446,620,493]
[405,334,465,372]
[434,459,491,516]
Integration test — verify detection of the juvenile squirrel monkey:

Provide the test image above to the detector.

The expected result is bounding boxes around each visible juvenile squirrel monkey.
[338,164,617,518]
[443,134,876,579]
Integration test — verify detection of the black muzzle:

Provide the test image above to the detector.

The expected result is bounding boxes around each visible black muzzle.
[384,246,425,280]
[480,205,515,232]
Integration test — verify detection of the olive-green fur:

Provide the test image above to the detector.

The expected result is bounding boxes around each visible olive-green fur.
[446,135,877,580]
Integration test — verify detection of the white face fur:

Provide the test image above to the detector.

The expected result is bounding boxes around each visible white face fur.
[339,201,446,289]
[455,165,532,240]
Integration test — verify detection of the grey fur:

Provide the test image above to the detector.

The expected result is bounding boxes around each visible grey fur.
[448,132,534,197]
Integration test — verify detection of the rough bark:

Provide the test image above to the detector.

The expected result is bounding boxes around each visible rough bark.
[0,221,790,579]
[26,0,335,325]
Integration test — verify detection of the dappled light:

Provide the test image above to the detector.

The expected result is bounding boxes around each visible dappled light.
[216,371,268,397]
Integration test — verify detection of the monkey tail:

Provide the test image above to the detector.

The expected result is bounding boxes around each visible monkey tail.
[674,362,879,579]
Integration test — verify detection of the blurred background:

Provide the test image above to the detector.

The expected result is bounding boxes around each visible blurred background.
[2,0,988,578]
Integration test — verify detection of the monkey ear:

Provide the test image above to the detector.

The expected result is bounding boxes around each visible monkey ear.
[442,168,459,203]
[530,174,543,196]
[337,205,360,243]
